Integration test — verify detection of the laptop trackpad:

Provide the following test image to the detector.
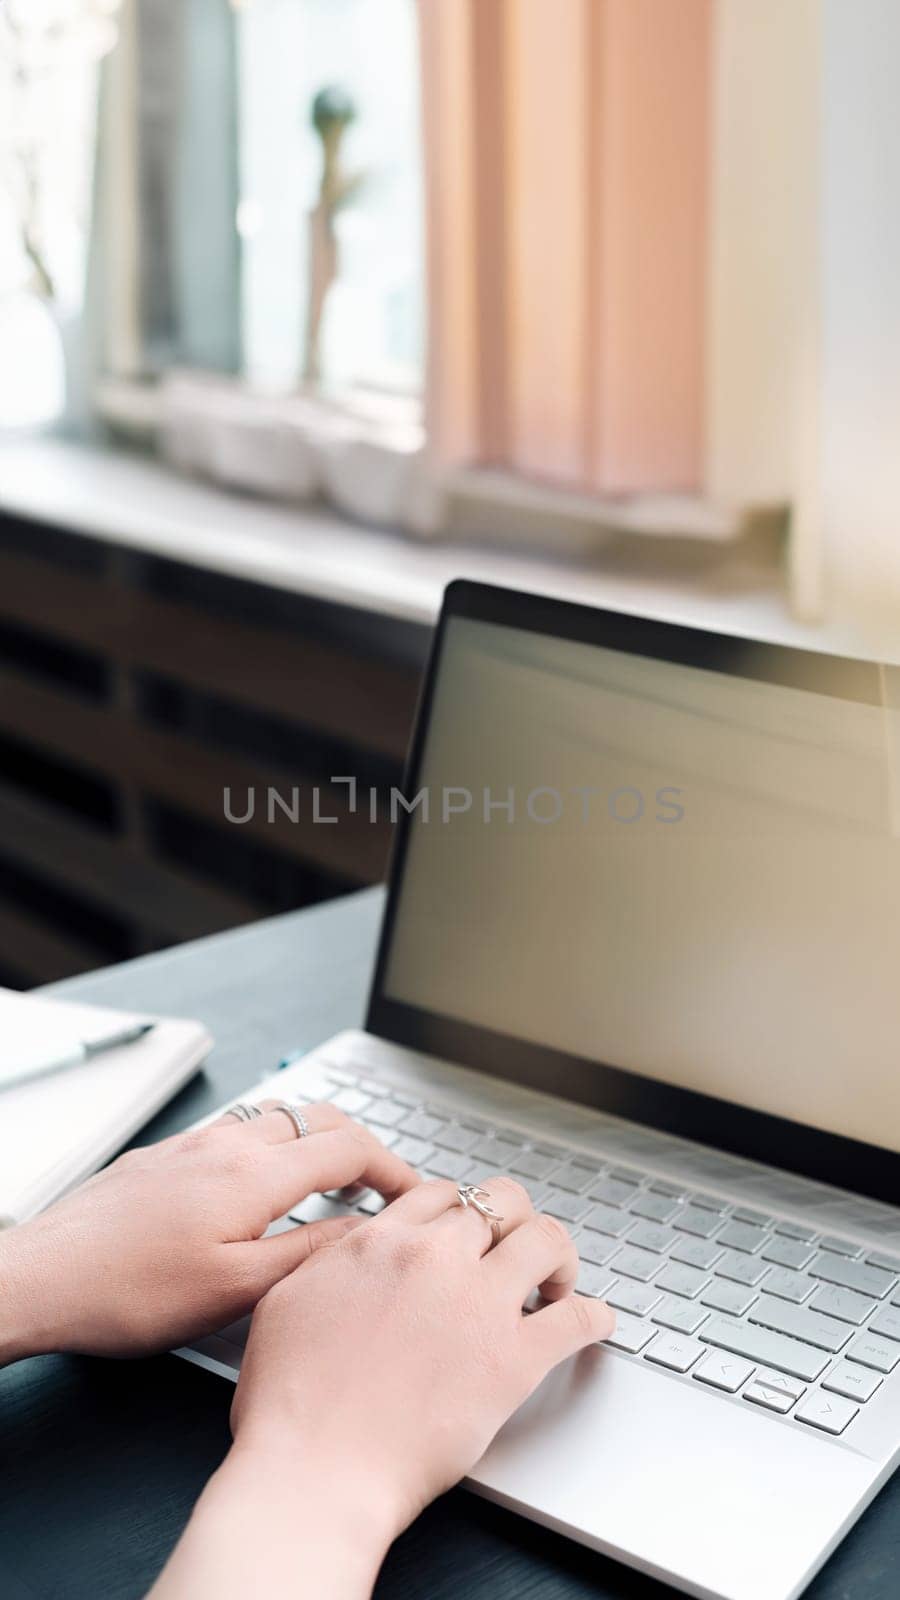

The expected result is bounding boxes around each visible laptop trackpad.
[472,1343,874,1600]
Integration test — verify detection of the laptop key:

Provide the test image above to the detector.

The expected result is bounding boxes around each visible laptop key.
[289,1193,354,1225]
[700,1279,758,1317]
[700,1316,828,1382]
[823,1361,882,1402]
[867,1250,900,1273]
[608,1245,662,1283]
[670,1237,724,1271]
[544,1190,593,1225]
[399,1110,445,1142]
[627,1220,678,1254]
[652,1297,709,1336]
[671,1206,721,1239]
[715,1249,770,1287]
[606,1280,663,1317]
[763,1267,816,1303]
[809,1252,897,1299]
[589,1176,636,1207]
[748,1295,851,1353]
[694,1351,754,1392]
[732,1207,772,1226]
[743,1374,804,1414]
[649,1179,686,1198]
[576,1262,616,1298]
[574,1229,619,1267]
[426,1147,475,1182]
[761,1236,816,1271]
[690,1192,728,1214]
[847,1334,900,1373]
[774,1220,817,1242]
[511,1148,564,1182]
[329,1086,371,1115]
[795,1392,858,1435]
[629,1191,679,1223]
[645,1332,705,1373]
[817,1235,863,1258]
[470,1136,524,1168]
[391,1135,435,1167]
[655,1263,710,1300]
[584,1201,634,1238]
[718,1220,768,1253]
[552,1160,598,1193]
[432,1123,482,1153]
[606,1312,656,1354]
[364,1099,407,1130]
[868,1306,900,1343]
[809,1285,875,1325]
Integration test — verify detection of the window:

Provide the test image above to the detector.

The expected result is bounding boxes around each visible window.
[0,2,115,425]
[237,0,424,396]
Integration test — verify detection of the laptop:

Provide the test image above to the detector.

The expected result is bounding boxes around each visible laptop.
[179,580,900,1600]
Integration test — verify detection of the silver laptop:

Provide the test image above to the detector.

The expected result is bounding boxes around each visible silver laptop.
[180,580,900,1600]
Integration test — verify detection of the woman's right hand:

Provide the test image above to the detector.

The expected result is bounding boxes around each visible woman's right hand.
[236,1173,613,1526]
[152,1176,614,1600]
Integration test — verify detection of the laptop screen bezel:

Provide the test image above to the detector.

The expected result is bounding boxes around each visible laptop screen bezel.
[366,579,900,1206]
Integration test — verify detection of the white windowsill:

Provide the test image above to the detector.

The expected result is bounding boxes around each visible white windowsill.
[0,432,865,658]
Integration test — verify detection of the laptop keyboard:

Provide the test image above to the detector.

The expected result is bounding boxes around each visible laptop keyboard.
[289,1067,900,1441]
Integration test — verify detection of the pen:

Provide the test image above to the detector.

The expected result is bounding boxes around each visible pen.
[1,1021,157,1092]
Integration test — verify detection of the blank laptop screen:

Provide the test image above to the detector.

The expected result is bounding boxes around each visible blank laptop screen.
[382,616,900,1158]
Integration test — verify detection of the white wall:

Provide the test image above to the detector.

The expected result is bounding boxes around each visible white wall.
[820,0,900,629]
[705,0,820,516]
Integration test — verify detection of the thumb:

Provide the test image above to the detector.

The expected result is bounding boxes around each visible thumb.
[236,1214,363,1299]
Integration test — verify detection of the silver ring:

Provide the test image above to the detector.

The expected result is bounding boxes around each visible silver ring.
[270,1101,310,1140]
[456,1183,504,1250]
[225,1101,263,1123]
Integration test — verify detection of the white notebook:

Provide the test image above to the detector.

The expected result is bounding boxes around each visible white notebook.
[0,989,212,1228]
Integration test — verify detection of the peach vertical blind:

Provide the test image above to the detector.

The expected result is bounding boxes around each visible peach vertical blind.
[417,0,712,494]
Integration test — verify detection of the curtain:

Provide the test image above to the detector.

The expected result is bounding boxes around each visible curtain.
[417,0,712,496]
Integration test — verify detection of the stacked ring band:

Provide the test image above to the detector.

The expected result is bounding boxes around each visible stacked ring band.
[226,1101,263,1123]
[271,1102,310,1140]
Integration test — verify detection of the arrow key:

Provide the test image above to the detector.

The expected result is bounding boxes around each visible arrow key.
[743,1369,806,1414]
[795,1391,858,1435]
[694,1351,754,1393]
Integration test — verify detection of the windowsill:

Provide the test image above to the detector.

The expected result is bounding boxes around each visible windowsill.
[97,371,787,558]
[0,432,867,662]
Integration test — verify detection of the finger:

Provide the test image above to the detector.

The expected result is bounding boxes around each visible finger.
[267,1125,420,1216]
[229,1214,364,1301]
[487,1212,579,1302]
[524,1289,615,1371]
[370,1176,461,1225]
[209,1100,348,1145]
[247,1099,352,1145]
[374,1174,533,1244]
[432,1174,534,1255]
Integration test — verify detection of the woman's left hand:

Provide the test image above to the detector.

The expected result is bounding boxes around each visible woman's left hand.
[0,1100,419,1364]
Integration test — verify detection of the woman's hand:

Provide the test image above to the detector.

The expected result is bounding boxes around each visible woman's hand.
[153,1175,614,1600]
[235,1174,614,1521]
[0,1101,418,1364]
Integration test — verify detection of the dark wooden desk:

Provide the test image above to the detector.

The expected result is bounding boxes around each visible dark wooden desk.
[1,889,897,1599]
